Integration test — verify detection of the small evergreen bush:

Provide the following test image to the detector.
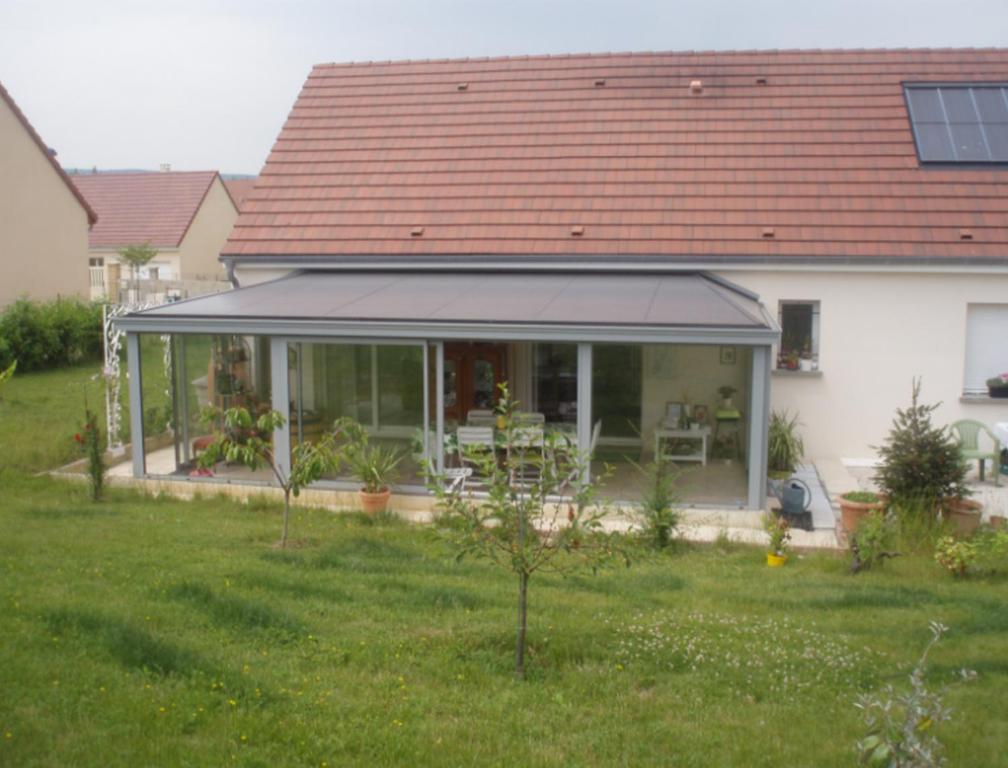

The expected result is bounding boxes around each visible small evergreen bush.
[874,379,968,512]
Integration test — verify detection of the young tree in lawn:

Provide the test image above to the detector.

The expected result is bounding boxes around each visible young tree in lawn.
[0,360,15,400]
[430,383,629,679]
[116,243,158,301]
[197,406,346,547]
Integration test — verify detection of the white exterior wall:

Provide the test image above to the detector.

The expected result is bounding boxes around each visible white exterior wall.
[720,268,1008,462]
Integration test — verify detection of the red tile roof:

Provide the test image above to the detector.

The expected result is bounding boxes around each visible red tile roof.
[223,49,1008,262]
[223,178,258,211]
[0,81,98,226]
[71,171,219,249]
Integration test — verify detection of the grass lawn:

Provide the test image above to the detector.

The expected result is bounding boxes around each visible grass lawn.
[2,365,1007,766]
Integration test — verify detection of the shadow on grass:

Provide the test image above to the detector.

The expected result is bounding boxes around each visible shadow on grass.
[164,581,306,640]
[44,607,210,678]
[22,503,120,519]
[237,572,353,604]
[369,579,489,611]
[261,535,423,574]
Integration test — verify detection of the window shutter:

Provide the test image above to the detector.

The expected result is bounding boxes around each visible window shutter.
[964,304,1008,393]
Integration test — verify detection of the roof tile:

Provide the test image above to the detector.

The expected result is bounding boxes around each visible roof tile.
[72,171,219,249]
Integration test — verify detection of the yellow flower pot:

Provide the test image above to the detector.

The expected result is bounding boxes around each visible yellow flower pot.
[766,552,788,567]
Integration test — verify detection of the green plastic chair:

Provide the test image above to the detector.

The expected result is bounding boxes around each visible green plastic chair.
[950,419,1002,486]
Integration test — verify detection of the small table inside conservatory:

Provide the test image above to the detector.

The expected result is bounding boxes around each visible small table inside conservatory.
[654,427,710,466]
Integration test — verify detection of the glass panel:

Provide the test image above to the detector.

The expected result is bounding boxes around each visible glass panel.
[444,359,458,408]
[984,123,1008,161]
[592,344,641,438]
[973,88,1008,123]
[377,345,423,426]
[139,333,173,475]
[907,88,945,122]
[472,357,496,409]
[592,342,752,508]
[939,88,978,124]
[533,343,578,424]
[915,123,955,161]
[291,341,424,486]
[142,333,271,478]
[949,122,988,161]
[780,303,814,361]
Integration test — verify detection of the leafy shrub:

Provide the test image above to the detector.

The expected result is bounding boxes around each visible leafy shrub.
[0,298,103,371]
[850,511,898,573]
[933,537,976,577]
[874,379,968,513]
[934,529,1008,577]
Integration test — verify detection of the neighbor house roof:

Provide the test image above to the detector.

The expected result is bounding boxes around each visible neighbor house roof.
[71,170,220,249]
[223,48,1008,264]
[0,81,98,227]
[223,177,258,211]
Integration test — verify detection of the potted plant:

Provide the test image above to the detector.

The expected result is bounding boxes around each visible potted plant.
[336,418,403,514]
[838,490,888,535]
[763,511,791,566]
[767,409,804,487]
[799,337,814,372]
[717,384,737,409]
[986,373,1008,398]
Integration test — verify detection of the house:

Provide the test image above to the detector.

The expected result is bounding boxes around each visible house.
[223,177,258,212]
[116,49,1008,514]
[0,81,96,307]
[70,170,238,299]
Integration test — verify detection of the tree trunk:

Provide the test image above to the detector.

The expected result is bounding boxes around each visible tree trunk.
[515,569,528,679]
[281,488,291,548]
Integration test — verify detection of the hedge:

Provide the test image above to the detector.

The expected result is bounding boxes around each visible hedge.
[0,298,104,372]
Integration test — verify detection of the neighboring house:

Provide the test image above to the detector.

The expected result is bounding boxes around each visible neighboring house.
[222,177,258,212]
[0,81,96,306]
[118,49,1008,513]
[70,170,238,299]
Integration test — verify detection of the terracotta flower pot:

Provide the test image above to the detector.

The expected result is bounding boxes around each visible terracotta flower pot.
[990,515,1006,530]
[359,488,391,515]
[942,497,983,536]
[838,493,887,534]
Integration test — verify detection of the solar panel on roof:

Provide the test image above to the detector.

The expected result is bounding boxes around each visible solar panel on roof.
[906,85,1008,163]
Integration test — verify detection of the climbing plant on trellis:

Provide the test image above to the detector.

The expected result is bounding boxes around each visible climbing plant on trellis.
[102,302,171,453]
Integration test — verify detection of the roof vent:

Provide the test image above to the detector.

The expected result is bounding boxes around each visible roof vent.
[570,225,585,237]
[689,79,703,94]
[594,78,606,87]
[411,226,425,237]
[456,82,469,92]
[755,77,768,85]
[761,227,776,238]
[959,229,974,241]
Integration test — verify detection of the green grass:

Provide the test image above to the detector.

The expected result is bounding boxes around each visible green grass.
[2,364,1007,766]
[2,474,1007,766]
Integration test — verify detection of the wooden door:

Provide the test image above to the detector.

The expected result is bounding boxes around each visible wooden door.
[443,342,506,423]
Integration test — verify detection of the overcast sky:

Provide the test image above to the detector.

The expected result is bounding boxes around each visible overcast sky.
[2,0,1005,175]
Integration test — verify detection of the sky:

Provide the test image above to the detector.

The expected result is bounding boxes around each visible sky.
[1,0,1006,175]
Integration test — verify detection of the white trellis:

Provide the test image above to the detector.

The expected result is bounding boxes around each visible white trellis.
[102,302,170,455]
